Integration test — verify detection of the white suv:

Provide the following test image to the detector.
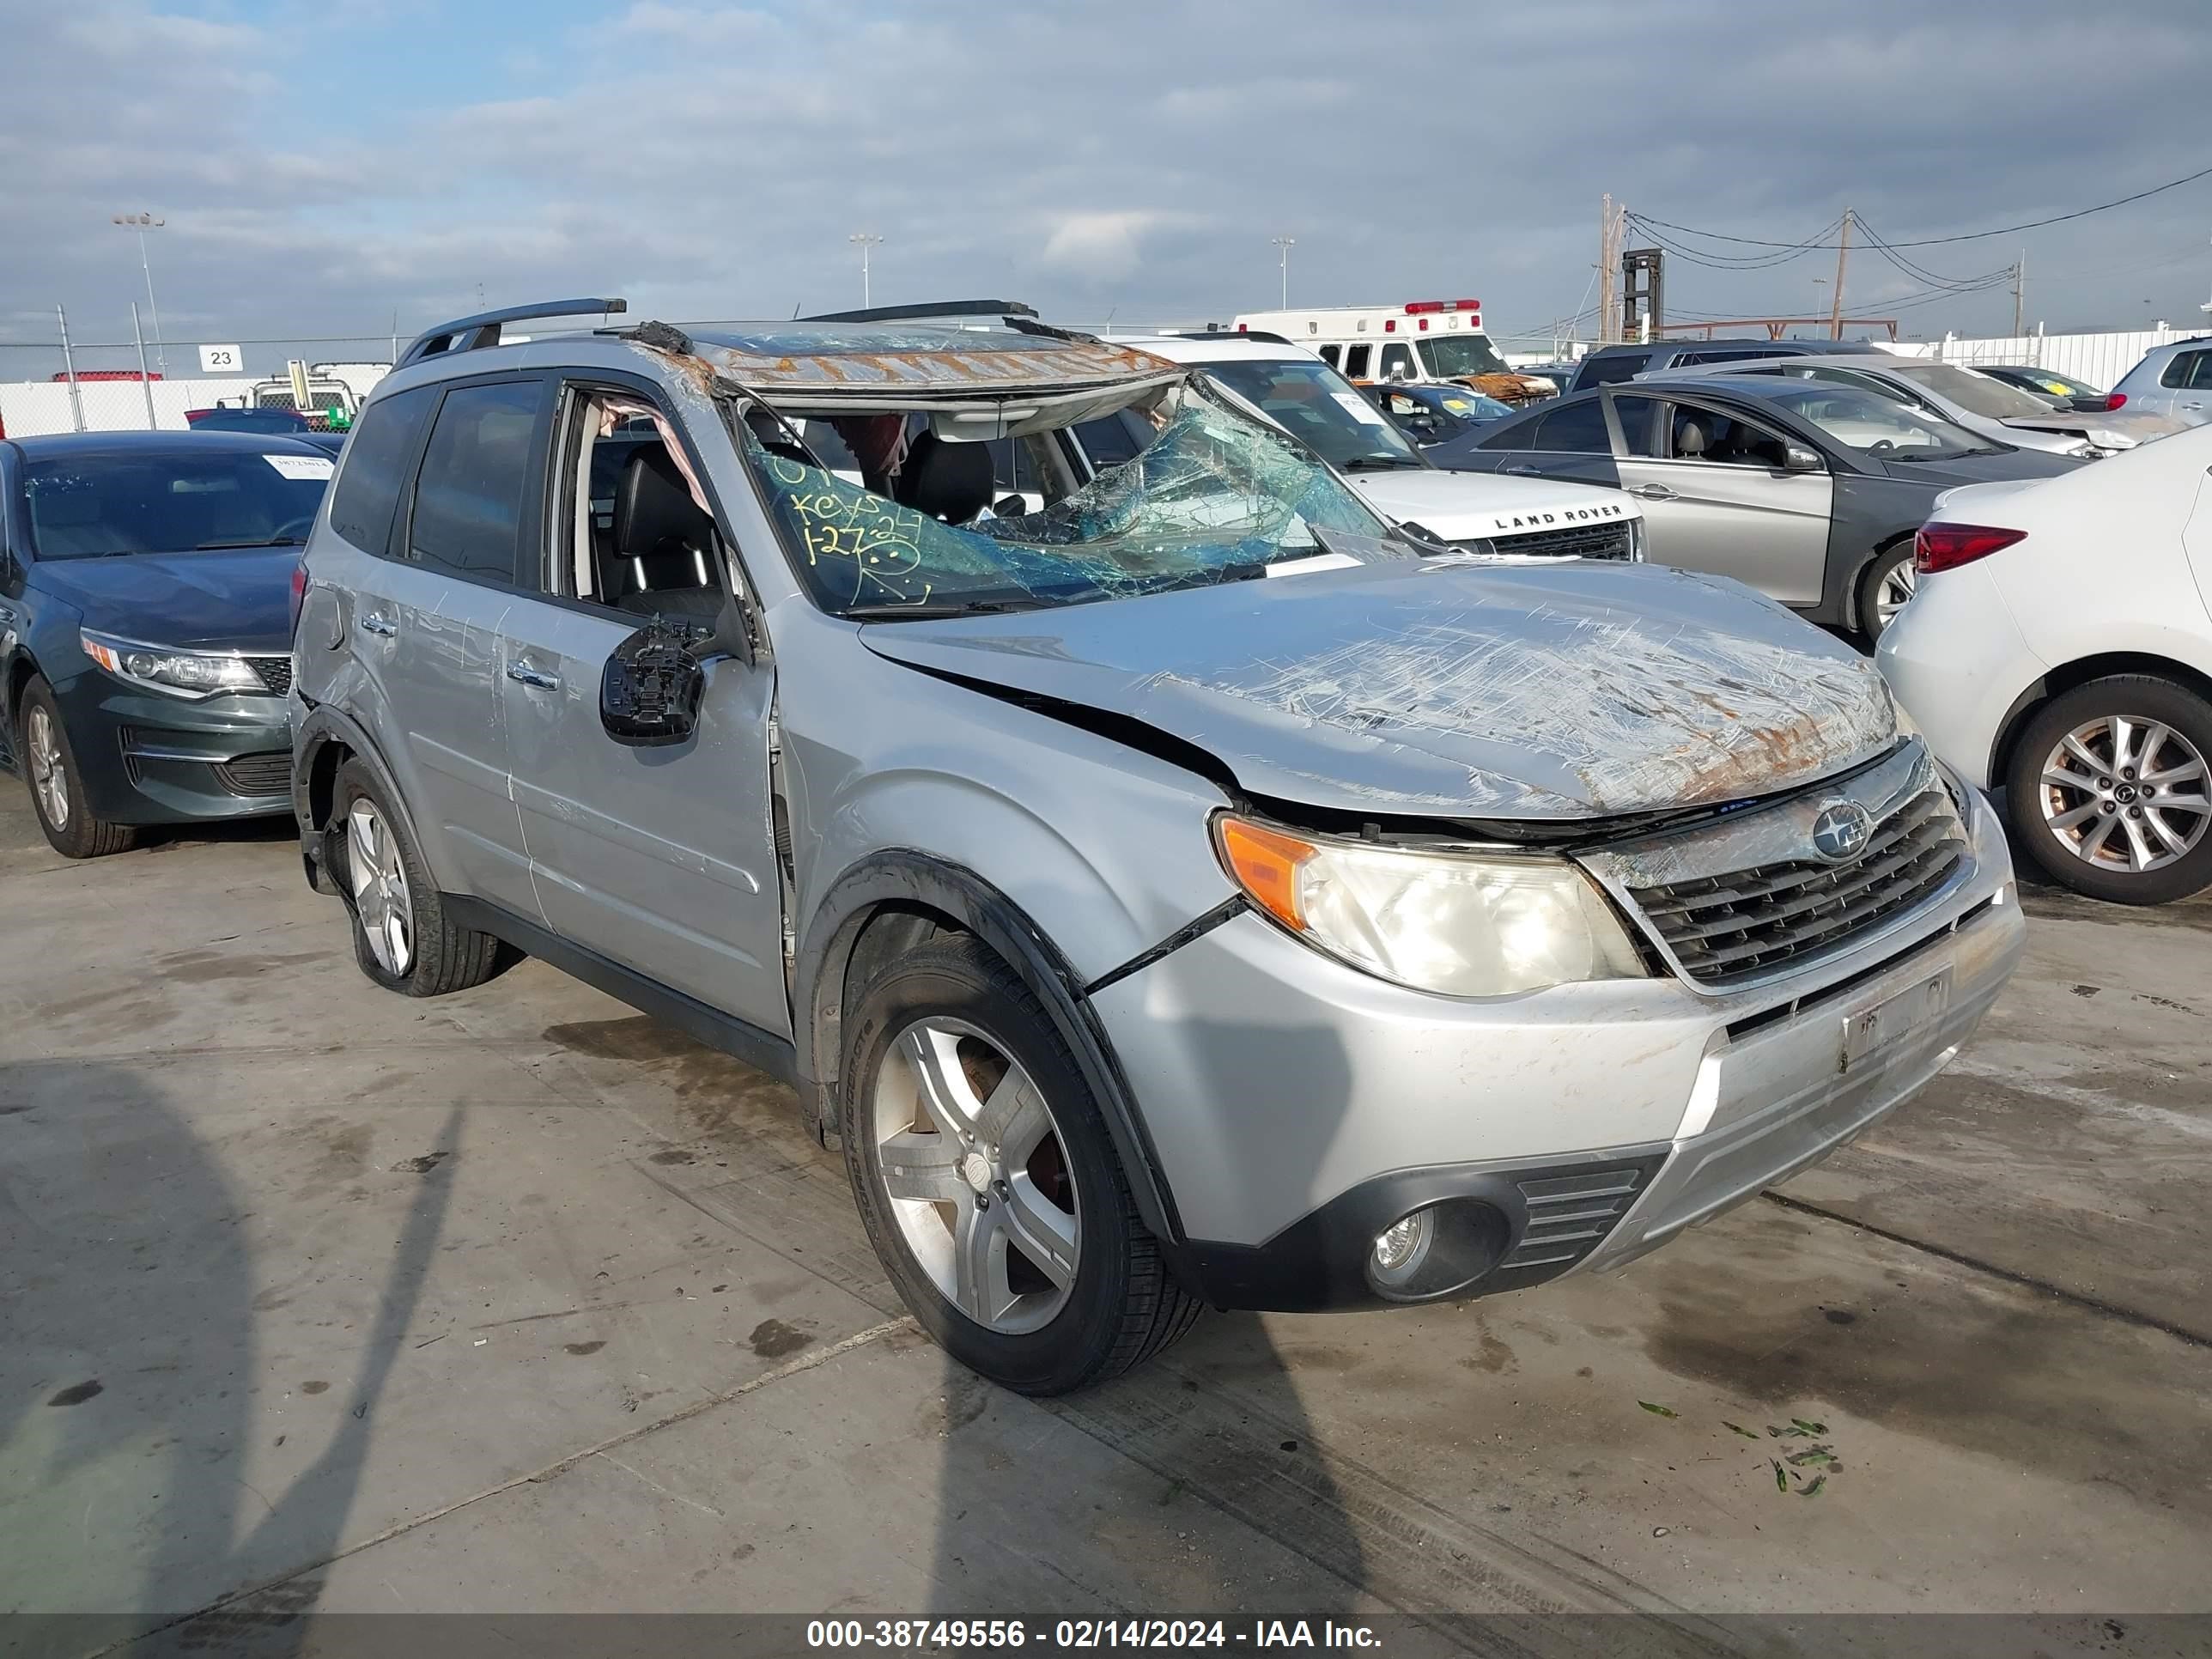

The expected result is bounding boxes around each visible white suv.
[1110,334,1645,563]
[2106,337,2212,428]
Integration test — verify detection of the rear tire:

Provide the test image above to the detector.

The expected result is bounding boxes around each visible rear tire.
[840,933,1200,1394]
[2005,676,2212,905]
[332,758,503,994]
[16,678,138,859]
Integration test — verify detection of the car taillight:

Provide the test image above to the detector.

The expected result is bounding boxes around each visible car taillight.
[1914,522,2026,574]
[2106,392,2128,410]
[289,560,308,635]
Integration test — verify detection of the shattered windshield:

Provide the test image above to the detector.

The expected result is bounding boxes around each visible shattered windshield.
[1417,334,1513,379]
[746,380,1406,618]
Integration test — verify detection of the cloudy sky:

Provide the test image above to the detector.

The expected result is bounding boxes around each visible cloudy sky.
[4,0,2211,374]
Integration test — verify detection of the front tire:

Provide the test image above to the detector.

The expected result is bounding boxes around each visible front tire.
[839,933,1200,1394]
[332,758,503,994]
[16,678,137,859]
[2005,676,2212,905]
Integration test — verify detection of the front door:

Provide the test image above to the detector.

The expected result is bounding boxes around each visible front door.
[1613,394,1832,604]
[500,380,788,1036]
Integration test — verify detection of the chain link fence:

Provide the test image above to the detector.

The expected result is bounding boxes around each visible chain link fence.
[0,312,404,439]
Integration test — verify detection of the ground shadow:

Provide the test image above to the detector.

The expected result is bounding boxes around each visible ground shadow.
[0,1060,461,1658]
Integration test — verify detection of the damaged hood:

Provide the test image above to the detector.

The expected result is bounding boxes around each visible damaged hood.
[860,558,1898,819]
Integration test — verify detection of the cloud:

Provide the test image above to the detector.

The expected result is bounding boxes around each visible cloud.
[3,0,2211,373]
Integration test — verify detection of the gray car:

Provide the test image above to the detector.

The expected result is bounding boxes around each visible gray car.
[1454,374,2081,638]
[289,299,2024,1394]
[2105,336,2212,427]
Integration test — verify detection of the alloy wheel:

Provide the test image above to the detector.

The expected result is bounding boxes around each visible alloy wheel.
[26,707,69,830]
[871,1018,1079,1335]
[346,799,414,975]
[1875,560,1917,631]
[2039,715,2211,874]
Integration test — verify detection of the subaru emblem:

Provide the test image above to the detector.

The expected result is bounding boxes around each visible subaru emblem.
[1809,800,1875,863]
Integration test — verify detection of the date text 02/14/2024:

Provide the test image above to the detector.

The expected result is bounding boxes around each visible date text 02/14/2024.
[805,1620,1382,1650]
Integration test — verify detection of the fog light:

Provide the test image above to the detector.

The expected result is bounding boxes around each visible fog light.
[1370,1208,1436,1285]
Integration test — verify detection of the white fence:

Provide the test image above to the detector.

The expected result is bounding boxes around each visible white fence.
[1884,324,2212,392]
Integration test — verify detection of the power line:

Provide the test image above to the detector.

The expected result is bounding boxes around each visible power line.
[1629,163,2212,250]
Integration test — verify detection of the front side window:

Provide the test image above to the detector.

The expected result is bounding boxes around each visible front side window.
[1610,394,1662,458]
[330,385,438,555]
[407,380,550,583]
[746,381,1400,618]
[1415,333,1511,379]
[25,447,331,560]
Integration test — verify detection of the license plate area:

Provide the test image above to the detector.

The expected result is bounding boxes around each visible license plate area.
[1840,971,1952,1073]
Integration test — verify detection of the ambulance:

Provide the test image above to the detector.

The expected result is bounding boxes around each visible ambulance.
[1229,300,1556,405]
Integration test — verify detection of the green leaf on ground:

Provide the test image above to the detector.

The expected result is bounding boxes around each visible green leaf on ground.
[1797,1474,1826,1498]
[1771,1459,1787,1492]
[1787,1449,1838,1468]
[1791,1419,1829,1436]
[1722,1421,1761,1440]
[1638,1401,1678,1419]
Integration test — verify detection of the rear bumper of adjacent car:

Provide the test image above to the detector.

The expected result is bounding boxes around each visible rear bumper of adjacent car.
[1095,787,2022,1312]
[1877,561,2045,788]
[56,671,294,824]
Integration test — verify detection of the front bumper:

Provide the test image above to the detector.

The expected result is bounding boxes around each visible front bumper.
[56,672,293,824]
[1095,787,2024,1311]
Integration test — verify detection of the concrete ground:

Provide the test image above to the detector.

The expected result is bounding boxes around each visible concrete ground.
[2,787,2207,1654]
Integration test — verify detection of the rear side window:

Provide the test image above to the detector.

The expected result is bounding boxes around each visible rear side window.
[2162,349,2212,390]
[1528,398,1612,453]
[328,385,437,555]
[1343,344,1372,378]
[1577,351,1649,388]
[407,380,550,583]
[1317,345,1341,368]
[1378,343,1414,380]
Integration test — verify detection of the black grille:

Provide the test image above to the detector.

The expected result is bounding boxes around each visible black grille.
[1627,789,1966,986]
[1498,1165,1647,1273]
[247,656,292,695]
[1468,520,1636,562]
[214,751,292,796]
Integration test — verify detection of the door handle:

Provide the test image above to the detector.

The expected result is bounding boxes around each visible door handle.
[506,661,562,692]
[357,612,397,637]
[1630,483,1678,501]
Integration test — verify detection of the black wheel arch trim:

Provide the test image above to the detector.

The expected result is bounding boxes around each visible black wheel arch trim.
[292,700,420,897]
[796,849,1189,1260]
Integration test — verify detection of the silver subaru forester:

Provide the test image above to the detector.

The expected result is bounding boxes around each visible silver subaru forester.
[289,299,2024,1394]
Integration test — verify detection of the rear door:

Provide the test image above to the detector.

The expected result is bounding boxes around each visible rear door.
[1613,393,1832,603]
[497,376,788,1036]
[1481,393,1625,490]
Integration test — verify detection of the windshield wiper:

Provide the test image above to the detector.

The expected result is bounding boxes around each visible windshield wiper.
[196,536,306,549]
[1339,453,1422,472]
[844,598,1037,621]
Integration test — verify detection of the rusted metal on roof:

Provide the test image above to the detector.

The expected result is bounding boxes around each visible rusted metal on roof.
[665,323,1179,395]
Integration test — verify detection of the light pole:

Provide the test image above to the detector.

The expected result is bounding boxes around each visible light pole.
[849,232,883,308]
[1271,236,1295,308]
[112,213,166,373]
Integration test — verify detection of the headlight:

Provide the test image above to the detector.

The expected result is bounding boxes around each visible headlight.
[1213,814,1647,997]
[80,629,265,699]
[1628,515,1646,562]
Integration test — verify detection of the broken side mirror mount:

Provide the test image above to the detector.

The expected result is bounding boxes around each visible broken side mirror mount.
[600,617,708,747]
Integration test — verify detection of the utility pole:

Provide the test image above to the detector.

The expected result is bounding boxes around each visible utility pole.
[2012,249,2026,339]
[1828,207,1851,340]
[1597,194,1619,344]
[1272,236,1295,308]
[849,232,883,307]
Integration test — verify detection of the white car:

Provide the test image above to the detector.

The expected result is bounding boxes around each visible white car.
[1114,333,1644,562]
[1877,422,2212,903]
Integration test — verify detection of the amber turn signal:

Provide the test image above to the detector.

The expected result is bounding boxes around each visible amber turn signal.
[1215,816,1318,932]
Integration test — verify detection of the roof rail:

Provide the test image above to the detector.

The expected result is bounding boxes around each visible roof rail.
[798,300,1039,325]
[1152,326,1296,347]
[398,297,629,368]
